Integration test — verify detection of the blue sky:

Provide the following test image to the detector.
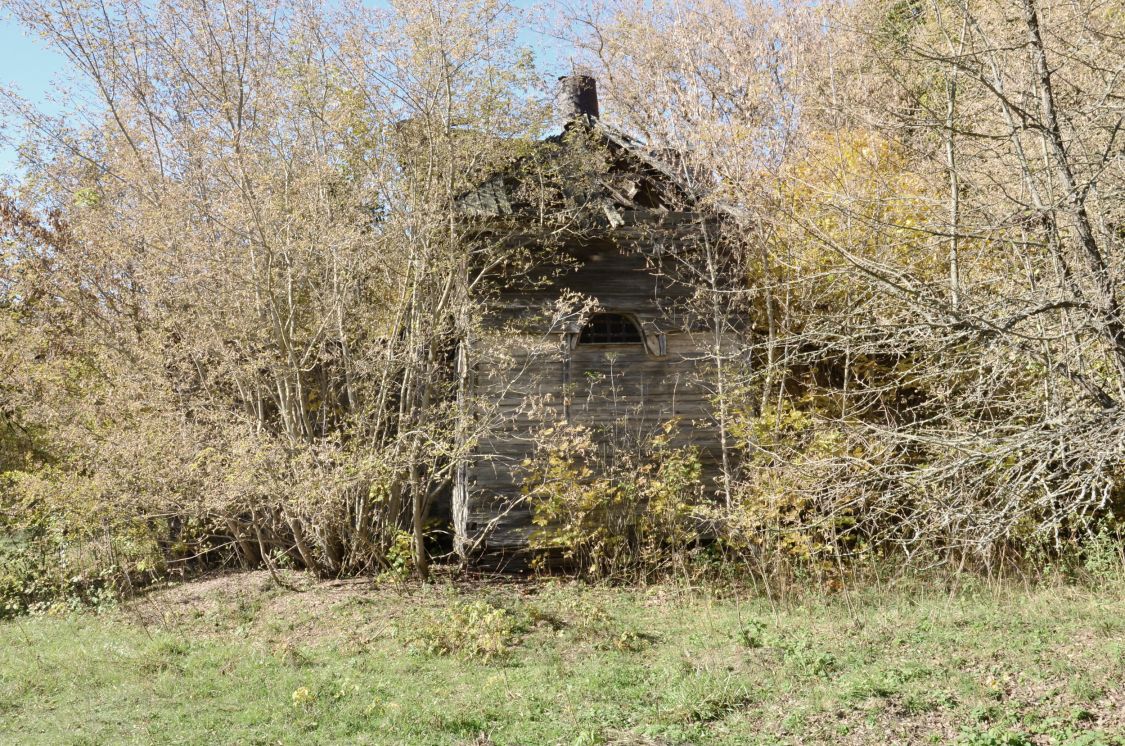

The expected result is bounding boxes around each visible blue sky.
[0,14,68,176]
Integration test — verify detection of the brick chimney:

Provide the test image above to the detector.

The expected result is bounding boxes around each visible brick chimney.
[558,74,599,121]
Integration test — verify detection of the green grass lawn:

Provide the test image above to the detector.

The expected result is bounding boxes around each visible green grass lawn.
[1,572,1123,745]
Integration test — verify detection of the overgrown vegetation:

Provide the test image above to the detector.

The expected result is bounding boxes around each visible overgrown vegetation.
[0,531,119,618]
[2,573,1123,744]
[1,0,1124,600]
[523,422,708,580]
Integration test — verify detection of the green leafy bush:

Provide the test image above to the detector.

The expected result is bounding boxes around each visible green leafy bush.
[381,530,416,582]
[0,532,118,617]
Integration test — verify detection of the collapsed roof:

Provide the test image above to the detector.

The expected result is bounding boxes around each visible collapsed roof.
[458,75,706,232]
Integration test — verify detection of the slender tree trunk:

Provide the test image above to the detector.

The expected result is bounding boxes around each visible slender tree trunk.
[942,18,966,309]
[1020,0,1125,380]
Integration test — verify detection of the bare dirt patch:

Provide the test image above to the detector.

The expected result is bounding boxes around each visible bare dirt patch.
[119,569,555,651]
[122,570,401,646]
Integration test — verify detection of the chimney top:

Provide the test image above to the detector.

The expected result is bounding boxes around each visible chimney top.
[558,74,599,121]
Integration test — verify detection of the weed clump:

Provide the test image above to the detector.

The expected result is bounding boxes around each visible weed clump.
[405,599,524,661]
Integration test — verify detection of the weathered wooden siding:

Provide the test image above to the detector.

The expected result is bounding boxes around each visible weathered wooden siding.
[456,238,725,556]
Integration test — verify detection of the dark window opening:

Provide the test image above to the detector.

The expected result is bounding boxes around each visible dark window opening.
[579,313,643,345]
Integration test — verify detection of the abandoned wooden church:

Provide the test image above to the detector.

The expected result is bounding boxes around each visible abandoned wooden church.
[451,75,733,562]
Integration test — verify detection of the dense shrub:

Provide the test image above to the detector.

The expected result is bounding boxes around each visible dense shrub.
[0,532,119,617]
[523,422,707,580]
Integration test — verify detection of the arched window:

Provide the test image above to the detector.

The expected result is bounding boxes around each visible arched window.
[578,313,643,345]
